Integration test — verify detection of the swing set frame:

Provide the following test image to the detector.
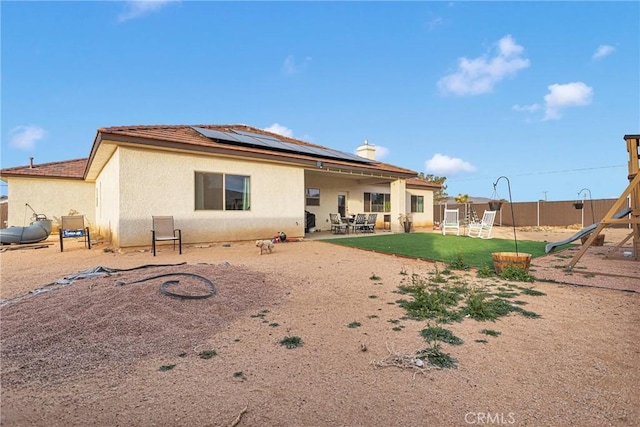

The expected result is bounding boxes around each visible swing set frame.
[566,134,640,271]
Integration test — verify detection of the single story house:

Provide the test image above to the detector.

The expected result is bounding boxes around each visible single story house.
[0,124,440,248]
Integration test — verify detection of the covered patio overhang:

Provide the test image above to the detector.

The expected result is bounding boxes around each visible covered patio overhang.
[303,167,411,234]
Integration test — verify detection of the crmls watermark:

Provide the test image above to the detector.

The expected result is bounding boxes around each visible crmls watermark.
[465,412,516,425]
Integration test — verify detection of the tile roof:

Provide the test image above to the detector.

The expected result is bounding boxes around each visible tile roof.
[93,124,419,177]
[406,177,442,189]
[0,158,87,179]
[1,124,431,182]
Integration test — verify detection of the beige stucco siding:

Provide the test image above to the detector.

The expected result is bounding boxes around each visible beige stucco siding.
[110,147,305,247]
[406,187,435,229]
[304,174,356,231]
[5,177,95,231]
[303,174,425,233]
[303,175,390,231]
[95,149,121,246]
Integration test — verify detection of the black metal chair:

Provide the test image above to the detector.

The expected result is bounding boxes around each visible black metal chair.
[59,215,91,252]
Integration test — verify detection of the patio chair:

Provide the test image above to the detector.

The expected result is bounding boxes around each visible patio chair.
[329,213,349,234]
[151,216,182,256]
[441,208,460,236]
[59,215,91,252]
[364,213,378,233]
[467,210,497,239]
[351,213,368,233]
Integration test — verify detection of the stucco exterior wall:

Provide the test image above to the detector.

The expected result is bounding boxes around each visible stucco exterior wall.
[304,174,357,231]
[5,177,95,232]
[95,150,120,246]
[389,179,407,233]
[303,174,432,233]
[406,187,435,229]
[110,147,305,247]
[303,175,393,231]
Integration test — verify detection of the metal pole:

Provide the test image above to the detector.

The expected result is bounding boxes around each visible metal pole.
[493,176,518,255]
[578,188,593,225]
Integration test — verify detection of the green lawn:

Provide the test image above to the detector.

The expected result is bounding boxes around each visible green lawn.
[322,233,571,268]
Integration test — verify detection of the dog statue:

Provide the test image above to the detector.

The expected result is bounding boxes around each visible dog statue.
[256,239,274,255]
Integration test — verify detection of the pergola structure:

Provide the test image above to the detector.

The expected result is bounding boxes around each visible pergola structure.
[566,134,640,271]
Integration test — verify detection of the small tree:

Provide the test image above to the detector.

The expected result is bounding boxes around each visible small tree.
[419,173,448,205]
[454,193,469,204]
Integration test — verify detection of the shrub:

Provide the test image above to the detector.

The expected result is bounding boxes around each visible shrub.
[279,336,303,349]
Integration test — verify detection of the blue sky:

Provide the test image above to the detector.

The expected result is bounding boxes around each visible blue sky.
[2,1,639,202]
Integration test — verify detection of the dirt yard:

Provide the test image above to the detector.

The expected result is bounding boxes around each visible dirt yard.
[1,227,638,427]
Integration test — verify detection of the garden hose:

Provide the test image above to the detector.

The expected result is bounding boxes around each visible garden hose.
[115,272,216,299]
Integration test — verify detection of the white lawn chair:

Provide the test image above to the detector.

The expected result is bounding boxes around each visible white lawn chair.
[467,210,497,239]
[441,208,460,236]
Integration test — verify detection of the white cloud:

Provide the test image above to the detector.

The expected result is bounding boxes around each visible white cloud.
[118,0,179,23]
[374,145,390,160]
[427,16,444,31]
[9,126,47,151]
[497,35,524,57]
[264,123,294,138]
[425,153,476,175]
[282,55,312,75]
[512,103,540,113]
[592,44,615,60]
[543,82,593,120]
[437,35,530,96]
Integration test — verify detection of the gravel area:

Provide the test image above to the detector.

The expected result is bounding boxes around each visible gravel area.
[1,228,638,427]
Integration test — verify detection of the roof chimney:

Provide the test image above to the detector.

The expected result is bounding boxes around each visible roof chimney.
[29,157,34,168]
[356,139,376,160]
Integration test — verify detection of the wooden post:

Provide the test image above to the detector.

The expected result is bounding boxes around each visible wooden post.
[566,135,640,270]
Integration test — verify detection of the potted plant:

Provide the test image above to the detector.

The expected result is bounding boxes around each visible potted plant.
[581,233,605,246]
[398,213,413,233]
[573,201,584,209]
[490,176,532,274]
[492,252,532,274]
[488,199,503,211]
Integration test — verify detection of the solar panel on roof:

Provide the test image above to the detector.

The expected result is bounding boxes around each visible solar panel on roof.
[192,127,241,142]
[230,129,373,162]
[230,133,271,148]
[191,126,373,164]
[283,144,320,156]
[267,140,296,151]
[231,129,283,142]
[240,134,294,151]
[231,129,305,152]
[194,126,285,151]
[324,148,369,162]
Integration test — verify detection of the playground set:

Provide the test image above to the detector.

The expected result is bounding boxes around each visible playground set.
[546,134,639,271]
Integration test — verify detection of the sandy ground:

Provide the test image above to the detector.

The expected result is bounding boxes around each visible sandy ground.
[1,227,639,427]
